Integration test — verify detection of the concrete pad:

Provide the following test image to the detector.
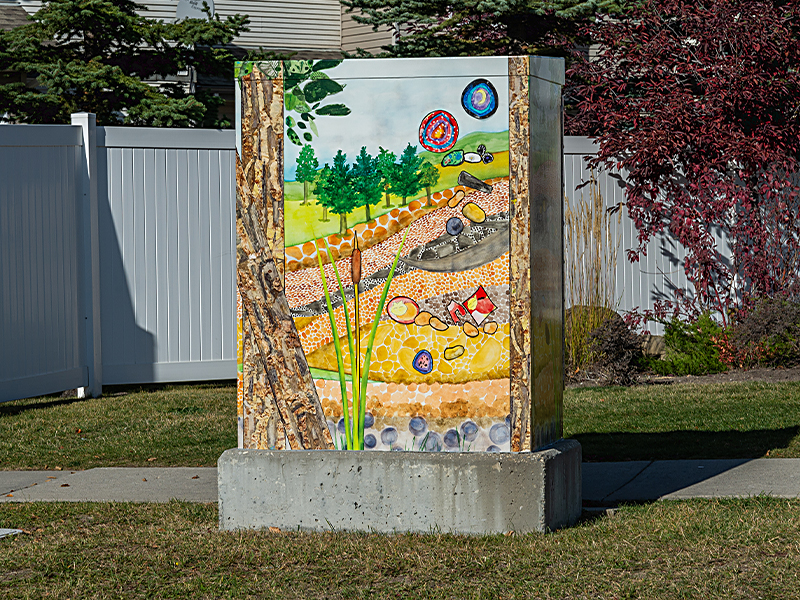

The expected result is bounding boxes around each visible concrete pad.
[582,461,651,502]
[217,439,582,535]
[0,468,217,503]
[0,471,70,496]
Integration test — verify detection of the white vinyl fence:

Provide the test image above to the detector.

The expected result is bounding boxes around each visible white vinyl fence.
[0,116,236,402]
[1,125,695,402]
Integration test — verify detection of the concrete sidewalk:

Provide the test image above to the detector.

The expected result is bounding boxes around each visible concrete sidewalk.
[0,459,798,505]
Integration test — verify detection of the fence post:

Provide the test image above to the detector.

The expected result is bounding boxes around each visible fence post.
[72,113,102,397]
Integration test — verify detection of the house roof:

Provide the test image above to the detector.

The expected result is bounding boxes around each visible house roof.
[0,3,28,32]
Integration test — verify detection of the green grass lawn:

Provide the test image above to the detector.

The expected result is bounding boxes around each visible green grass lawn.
[0,383,236,471]
[1,498,798,598]
[564,381,800,461]
[1,379,800,470]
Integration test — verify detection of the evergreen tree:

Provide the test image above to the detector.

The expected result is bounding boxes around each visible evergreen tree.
[376,146,398,208]
[351,147,382,222]
[316,151,356,235]
[0,0,248,126]
[391,143,424,206]
[314,166,332,222]
[340,0,621,57]
[418,160,440,207]
[295,144,319,205]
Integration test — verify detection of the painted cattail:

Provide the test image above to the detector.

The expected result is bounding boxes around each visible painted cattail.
[350,236,362,285]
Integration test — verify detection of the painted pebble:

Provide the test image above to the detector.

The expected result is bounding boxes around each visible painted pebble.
[412,349,434,374]
[462,202,486,224]
[446,217,464,236]
[447,189,466,208]
[444,345,465,360]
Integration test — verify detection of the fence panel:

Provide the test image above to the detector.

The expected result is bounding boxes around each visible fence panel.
[564,137,698,334]
[0,125,87,401]
[97,127,237,384]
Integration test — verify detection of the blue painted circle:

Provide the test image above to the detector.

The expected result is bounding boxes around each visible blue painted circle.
[446,217,464,236]
[364,433,377,449]
[459,420,479,442]
[489,422,510,444]
[364,412,375,429]
[461,79,498,119]
[381,426,398,446]
[409,416,428,436]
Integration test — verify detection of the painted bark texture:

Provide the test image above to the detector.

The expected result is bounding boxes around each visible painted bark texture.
[508,56,532,452]
[237,69,333,450]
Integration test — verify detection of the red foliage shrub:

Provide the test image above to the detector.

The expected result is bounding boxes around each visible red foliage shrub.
[569,0,800,322]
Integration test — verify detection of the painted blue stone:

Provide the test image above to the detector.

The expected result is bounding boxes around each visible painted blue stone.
[443,428,461,448]
[364,412,375,429]
[364,433,377,449]
[422,431,443,451]
[459,420,479,442]
[409,416,428,436]
[380,426,398,446]
[486,445,501,452]
[446,217,464,236]
[489,422,510,444]
[412,349,434,374]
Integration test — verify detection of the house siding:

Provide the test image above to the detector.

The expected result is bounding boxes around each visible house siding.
[341,5,393,55]
[17,0,343,50]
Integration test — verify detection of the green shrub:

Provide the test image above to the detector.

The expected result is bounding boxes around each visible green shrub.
[646,313,727,376]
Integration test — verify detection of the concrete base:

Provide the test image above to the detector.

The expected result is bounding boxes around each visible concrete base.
[217,439,581,534]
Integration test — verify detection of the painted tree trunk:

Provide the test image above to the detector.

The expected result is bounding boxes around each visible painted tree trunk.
[339,213,348,235]
[384,191,391,208]
[365,203,371,222]
[321,206,329,222]
[302,181,309,205]
[238,65,333,451]
[425,185,432,207]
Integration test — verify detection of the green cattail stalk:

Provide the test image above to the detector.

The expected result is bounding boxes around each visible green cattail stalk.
[351,238,363,449]
[315,241,352,450]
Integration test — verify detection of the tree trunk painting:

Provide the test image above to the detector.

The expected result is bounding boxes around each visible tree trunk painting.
[238,64,333,450]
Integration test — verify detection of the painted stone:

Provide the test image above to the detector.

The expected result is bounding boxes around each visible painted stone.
[444,345,465,360]
[462,202,486,224]
[387,296,420,325]
[419,110,459,153]
[443,428,461,448]
[412,350,434,374]
[447,189,466,208]
[429,316,449,331]
[463,322,479,337]
[380,427,398,445]
[409,416,428,436]
[490,422,510,444]
[464,152,482,163]
[483,321,499,335]
[441,149,464,167]
[458,170,493,193]
[459,420,479,442]
[414,311,433,327]
[461,78,499,119]
[446,217,465,236]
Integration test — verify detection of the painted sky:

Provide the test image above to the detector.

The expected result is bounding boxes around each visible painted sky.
[284,56,509,181]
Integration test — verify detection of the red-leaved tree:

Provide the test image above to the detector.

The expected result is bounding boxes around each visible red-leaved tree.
[568,0,800,324]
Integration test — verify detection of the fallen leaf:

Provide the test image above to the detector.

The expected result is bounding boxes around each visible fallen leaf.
[54,467,62,471]
[268,526,281,534]
[504,530,515,537]
[46,476,56,480]
[191,475,200,480]
[147,458,157,462]
[142,478,147,482]
[60,484,69,488]
[5,494,12,497]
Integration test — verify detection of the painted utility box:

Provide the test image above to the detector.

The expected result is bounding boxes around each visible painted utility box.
[235,56,565,455]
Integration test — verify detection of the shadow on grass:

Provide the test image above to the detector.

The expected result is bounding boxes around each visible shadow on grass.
[0,396,90,417]
[575,426,800,461]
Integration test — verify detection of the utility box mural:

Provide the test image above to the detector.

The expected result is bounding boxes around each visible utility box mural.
[236,56,565,454]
